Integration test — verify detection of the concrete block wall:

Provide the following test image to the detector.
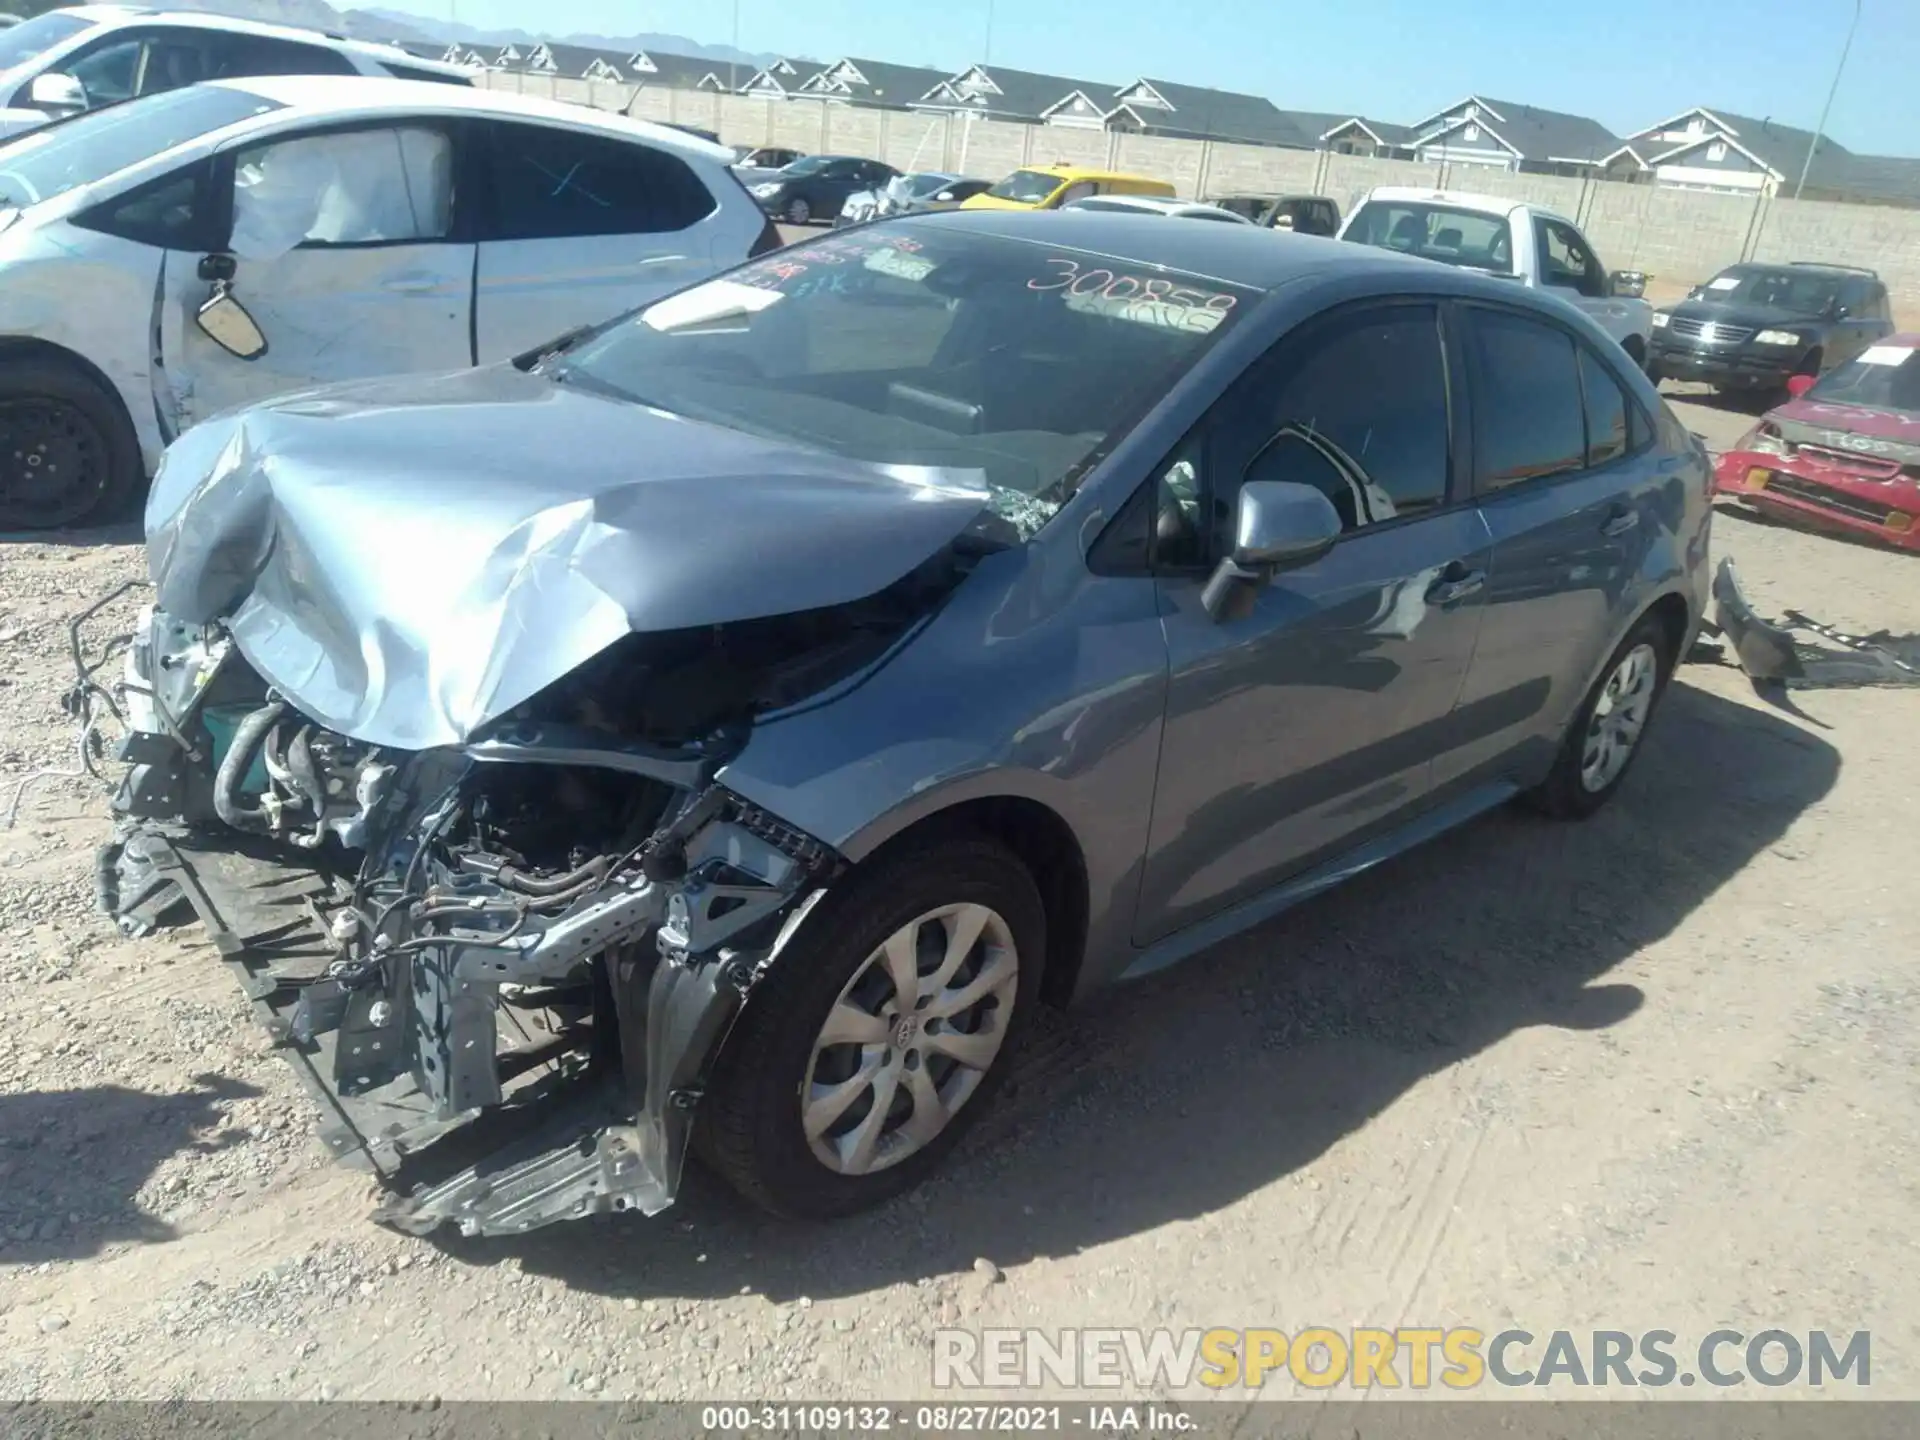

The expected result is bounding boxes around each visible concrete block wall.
[473,71,1920,311]
[1749,196,1920,308]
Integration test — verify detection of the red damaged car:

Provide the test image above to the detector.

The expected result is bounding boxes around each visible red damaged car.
[1714,334,1920,551]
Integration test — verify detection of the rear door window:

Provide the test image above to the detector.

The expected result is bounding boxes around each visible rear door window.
[1578,346,1631,467]
[1465,308,1587,491]
[476,121,716,239]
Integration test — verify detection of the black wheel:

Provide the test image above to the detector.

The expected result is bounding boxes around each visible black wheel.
[700,833,1044,1219]
[1621,335,1646,371]
[784,196,812,225]
[0,358,141,531]
[1524,612,1674,820]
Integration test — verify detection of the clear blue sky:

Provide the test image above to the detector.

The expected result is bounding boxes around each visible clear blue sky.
[399,0,1920,157]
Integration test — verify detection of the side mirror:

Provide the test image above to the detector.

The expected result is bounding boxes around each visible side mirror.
[28,71,86,114]
[1608,269,1646,299]
[195,285,267,361]
[1200,481,1342,621]
[1831,302,1851,319]
[1786,373,1817,399]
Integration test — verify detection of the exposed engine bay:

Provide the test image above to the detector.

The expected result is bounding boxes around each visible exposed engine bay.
[85,555,968,1236]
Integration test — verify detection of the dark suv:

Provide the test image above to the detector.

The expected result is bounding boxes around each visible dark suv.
[1648,261,1894,398]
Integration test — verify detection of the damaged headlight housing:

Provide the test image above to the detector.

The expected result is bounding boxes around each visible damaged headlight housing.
[1739,422,1791,457]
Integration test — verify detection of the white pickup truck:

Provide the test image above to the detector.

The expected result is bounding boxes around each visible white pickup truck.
[1338,186,1654,366]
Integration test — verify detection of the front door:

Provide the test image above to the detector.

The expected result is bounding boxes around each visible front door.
[159,121,473,427]
[471,119,724,361]
[1135,301,1492,945]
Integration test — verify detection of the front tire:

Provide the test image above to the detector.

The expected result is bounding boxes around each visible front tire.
[784,196,812,225]
[700,833,1044,1219]
[0,357,142,531]
[1524,613,1674,820]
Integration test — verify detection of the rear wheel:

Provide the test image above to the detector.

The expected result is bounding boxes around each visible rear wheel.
[1524,613,1674,819]
[1621,334,1647,371]
[700,833,1043,1219]
[0,358,141,531]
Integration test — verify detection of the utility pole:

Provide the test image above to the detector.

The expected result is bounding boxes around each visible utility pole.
[1794,0,1862,199]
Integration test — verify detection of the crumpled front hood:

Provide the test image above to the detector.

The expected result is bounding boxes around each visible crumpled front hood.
[146,365,990,751]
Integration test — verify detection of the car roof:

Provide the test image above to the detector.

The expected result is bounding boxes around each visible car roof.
[908,207,1496,292]
[61,4,456,66]
[202,75,735,160]
[1356,185,1583,230]
[1070,195,1236,217]
[1021,164,1168,184]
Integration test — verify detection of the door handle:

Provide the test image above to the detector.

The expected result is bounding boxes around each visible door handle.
[382,276,440,294]
[1425,566,1486,607]
[1601,506,1640,538]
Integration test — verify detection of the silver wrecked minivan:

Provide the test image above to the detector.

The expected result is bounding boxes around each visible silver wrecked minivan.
[92,213,1711,1235]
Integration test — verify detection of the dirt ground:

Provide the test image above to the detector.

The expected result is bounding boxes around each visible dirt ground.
[2,388,1918,1405]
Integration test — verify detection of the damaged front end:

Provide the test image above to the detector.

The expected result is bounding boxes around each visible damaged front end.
[91,607,874,1237]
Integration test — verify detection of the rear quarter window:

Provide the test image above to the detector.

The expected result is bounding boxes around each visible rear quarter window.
[478,121,717,239]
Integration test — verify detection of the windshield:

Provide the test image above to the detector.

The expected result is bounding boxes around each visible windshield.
[1344,201,1513,274]
[552,225,1252,538]
[0,10,92,72]
[988,169,1065,204]
[1693,267,1840,315]
[1806,343,1920,414]
[0,85,281,209]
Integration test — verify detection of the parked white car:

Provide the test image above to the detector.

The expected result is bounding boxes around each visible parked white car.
[1339,186,1653,363]
[0,5,469,141]
[0,76,776,529]
[1062,195,1251,223]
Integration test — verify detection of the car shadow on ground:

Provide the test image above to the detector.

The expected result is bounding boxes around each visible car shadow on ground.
[1714,498,1919,560]
[440,679,1838,1303]
[0,520,143,549]
[0,1073,259,1264]
[1655,382,1774,418]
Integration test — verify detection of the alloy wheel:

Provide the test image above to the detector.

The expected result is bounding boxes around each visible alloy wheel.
[1580,641,1658,792]
[801,902,1019,1175]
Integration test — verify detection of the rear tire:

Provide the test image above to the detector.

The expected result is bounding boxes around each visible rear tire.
[1621,334,1647,370]
[1524,612,1674,820]
[0,357,142,531]
[699,833,1044,1219]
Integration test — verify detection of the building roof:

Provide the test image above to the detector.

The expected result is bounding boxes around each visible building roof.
[915,63,1119,121]
[1320,115,1415,147]
[797,57,954,108]
[1625,107,1852,188]
[1413,94,1621,164]
[1104,78,1300,146]
[1830,154,1920,205]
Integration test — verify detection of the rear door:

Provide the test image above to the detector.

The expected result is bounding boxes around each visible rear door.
[157,119,473,425]
[470,118,730,360]
[1830,277,1890,366]
[1439,303,1667,792]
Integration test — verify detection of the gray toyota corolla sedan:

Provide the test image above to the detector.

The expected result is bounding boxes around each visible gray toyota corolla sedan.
[92,211,1711,1235]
